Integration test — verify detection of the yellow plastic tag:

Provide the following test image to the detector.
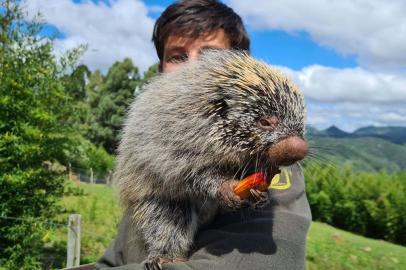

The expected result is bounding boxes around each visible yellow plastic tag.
[269,167,291,190]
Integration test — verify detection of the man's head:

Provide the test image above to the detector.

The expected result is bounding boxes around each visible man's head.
[152,0,250,72]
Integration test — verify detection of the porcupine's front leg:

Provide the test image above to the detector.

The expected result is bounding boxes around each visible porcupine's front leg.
[190,167,279,210]
[219,179,270,209]
[134,197,198,270]
[187,169,248,210]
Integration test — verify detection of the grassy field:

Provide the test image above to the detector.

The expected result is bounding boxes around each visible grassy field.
[306,223,405,269]
[47,183,406,269]
[45,182,122,268]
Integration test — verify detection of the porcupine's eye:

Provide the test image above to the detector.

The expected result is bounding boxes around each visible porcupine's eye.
[257,115,279,131]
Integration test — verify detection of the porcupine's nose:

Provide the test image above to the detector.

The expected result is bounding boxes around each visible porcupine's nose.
[267,136,308,166]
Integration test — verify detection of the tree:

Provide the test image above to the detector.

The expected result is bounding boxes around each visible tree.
[141,63,159,87]
[0,1,76,268]
[62,64,91,101]
[90,58,140,153]
[61,64,94,136]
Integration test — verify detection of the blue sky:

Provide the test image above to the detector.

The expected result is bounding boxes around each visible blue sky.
[26,0,406,131]
[248,30,357,70]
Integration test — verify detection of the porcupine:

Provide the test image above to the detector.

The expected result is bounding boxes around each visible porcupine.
[115,50,308,270]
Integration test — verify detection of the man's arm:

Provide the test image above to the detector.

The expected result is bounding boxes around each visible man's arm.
[96,163,311,270]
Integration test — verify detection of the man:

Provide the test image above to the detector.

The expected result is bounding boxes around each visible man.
[152,0,249,73]
[96,1,311,269]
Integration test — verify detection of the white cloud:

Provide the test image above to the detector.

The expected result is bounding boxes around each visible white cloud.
[279,65,406,103]
[377,112,406,123]
[305,101,406,132]
[24,0,157,73]
[227,0,406,70]
[274,65,406,131]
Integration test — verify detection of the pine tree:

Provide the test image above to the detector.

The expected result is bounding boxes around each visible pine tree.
[91,58,140,153]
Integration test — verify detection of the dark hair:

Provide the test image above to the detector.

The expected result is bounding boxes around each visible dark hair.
[152,0,250,62]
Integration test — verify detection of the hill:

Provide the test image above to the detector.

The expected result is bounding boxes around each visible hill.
[306,137,406,172]
[307,126,406,172]
[353,126,406,144]
[307,125,406,145]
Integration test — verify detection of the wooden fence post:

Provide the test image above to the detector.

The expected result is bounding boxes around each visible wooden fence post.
[68,163,72,181]
[107,170,112,186]
[90,168,94,184]
[67,214,81,268]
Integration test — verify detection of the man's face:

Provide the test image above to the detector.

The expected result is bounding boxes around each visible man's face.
[161,29,230,73]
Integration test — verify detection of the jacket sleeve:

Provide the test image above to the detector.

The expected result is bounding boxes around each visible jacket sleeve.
[96,163,312,270]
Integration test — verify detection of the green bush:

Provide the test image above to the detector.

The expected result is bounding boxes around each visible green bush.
[63,135,115,175]
[0,2,95,268]
[304,163,406,245]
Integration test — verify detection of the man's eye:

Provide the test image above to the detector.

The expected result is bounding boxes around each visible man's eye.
[168,54,188,63]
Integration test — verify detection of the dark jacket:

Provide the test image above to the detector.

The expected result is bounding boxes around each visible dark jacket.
[96,164,311,270]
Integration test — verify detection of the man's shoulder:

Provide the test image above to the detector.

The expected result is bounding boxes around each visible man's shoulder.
[268,163,306,205]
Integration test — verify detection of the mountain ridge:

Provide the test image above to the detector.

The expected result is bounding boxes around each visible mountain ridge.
[306,125,406,172]
[307,125,406,144]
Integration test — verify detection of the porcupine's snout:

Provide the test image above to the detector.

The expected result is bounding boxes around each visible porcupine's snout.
[267,136,308,166]
[258,116,308,166]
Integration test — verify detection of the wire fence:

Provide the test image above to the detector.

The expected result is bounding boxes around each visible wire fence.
[0,215,111,239]
[0,215,67,229]
[0,213,112,269]
[68,164,113,185]
[1,165,116,268]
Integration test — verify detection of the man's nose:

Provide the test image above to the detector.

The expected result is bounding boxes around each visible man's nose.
[188,50,199,62]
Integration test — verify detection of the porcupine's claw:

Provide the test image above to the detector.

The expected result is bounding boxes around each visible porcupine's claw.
[249,166,279,208]
[145,257,187,270]
[144,258,162,270]
[249,189,270,208]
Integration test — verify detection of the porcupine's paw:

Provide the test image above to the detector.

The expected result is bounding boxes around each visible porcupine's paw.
[144,256,187,270]
[217,180,249,210]
[249,166,279,209]
[144,257,166,270]
[249,189,270,209]
[144,257,162,270]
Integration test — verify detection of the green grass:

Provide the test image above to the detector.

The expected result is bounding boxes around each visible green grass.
[62,183,122,263]
[48,183,406,269]
[306,222,405,270]
[45,182,122,268]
